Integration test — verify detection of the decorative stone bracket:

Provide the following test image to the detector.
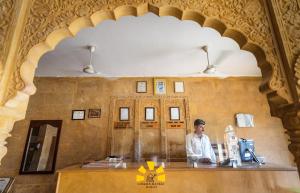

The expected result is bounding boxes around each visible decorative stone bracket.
[277,104,300,175]
[294,55,300,95]
[0,91,29,164]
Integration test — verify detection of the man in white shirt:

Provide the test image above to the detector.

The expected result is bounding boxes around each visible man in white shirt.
[186,119,216,164]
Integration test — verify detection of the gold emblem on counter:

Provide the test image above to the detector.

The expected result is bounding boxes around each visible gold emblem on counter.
[136,161,165,188]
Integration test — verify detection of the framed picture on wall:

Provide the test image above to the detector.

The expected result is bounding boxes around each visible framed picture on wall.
[119,107,129,121]
[0,177,14,193]
[136,81,147,93]
[174,81,184,93]
[88,109,101,118]
[154,79,166,95]
[145,107,155,121]
[235,113,254,127]
[169,107,180,120]
[72,110,85,120]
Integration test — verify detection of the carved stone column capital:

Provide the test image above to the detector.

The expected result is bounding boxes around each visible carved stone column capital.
[276,103,300,174]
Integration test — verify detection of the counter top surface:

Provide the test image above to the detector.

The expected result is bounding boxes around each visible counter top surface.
[57,162,297,173]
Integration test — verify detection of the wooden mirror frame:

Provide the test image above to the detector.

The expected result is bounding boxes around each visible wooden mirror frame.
[19,120,62,175]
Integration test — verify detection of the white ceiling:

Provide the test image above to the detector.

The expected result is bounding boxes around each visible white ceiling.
[36,13,261,78]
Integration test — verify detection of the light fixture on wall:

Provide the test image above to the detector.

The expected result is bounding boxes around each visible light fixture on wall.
[83,45,96,74]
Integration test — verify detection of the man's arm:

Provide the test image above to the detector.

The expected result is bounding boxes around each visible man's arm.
[186,134,195,157]
[207,138,217,163]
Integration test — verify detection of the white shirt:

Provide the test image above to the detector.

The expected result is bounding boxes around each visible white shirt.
[186,133,216,163]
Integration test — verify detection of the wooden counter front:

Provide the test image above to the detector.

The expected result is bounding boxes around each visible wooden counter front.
[56,163,300,193]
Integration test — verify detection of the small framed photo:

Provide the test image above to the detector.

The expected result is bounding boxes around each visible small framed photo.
[154,79,166,95]
[145,107,155,121]
[0,177,15,193]
[88,109,101,118]
[119,107,129,121]
[136,81,147,93]
[72,110,85,120]
[236,113,254,127]
[169,107,180,120]
[174,81,184,93]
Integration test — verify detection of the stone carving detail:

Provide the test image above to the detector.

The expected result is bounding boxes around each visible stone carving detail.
[280,107,300,172]
[294,55,300,92]
[0,0,15,81]
[274,0,300,100]
[3,0,290,104]
[276,0,300,62]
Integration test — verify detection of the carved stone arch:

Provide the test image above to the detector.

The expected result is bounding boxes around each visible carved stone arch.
[0,3,289,165]
[19,4,274,98]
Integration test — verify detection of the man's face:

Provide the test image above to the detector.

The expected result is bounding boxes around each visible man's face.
[194,124,205,135]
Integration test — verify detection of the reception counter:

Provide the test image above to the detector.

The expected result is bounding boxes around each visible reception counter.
[55,162,300,193]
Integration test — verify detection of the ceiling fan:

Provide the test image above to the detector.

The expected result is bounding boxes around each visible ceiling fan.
[201,45,228,78]
[82,44,227,79]
[83,45,96,74]
[182,45,228,78]
[82,45,119,80]
[202,45,216,74]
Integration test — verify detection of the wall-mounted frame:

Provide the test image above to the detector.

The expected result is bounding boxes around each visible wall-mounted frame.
[119,107,130,121]
[145,107,155,121]
[20,120,62,174]
[235,113,254,127]
[72,110,85,120]
[136,81,147,93]
[88,109,101,118]
[169,107,180,120]
[154,79,166,95]
[174,81,184,93]
[0,177,14,193]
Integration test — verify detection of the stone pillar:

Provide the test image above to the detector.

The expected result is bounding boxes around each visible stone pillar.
[279,105,300,175]
[263,0,300,175]
[0,0,33,164]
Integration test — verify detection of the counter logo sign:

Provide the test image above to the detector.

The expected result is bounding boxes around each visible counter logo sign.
[136,161,165,188]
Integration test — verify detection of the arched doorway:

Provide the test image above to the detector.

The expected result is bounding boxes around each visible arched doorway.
[0,2,295,173]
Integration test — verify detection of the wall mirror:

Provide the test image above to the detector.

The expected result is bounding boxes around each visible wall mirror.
[20,120,62,174]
